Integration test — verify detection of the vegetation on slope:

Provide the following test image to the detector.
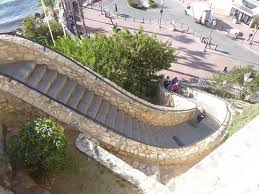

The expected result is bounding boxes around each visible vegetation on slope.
[227,103,259,136]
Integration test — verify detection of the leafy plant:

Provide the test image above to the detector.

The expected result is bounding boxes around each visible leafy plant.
[7,118,67,177]
[149,0,157,8]
[23,16,63,46]
[54,29,177,100]
[211,66,259,98]
[128,0,139,8]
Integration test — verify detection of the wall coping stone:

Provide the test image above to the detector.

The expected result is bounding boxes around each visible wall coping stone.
[76,133,171,194]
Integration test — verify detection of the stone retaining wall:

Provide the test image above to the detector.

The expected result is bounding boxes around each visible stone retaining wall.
[0,76,229,165]
[159,86,197,110]
[0,34,196,127]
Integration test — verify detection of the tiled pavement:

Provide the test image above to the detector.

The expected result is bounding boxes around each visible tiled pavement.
[78,4,237,81]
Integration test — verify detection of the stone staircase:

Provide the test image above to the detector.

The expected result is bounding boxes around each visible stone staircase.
[0,62,218,148]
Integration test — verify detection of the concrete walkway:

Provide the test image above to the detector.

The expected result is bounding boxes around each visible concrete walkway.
[172,116,259,194]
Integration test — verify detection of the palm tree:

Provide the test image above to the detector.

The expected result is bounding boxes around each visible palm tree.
[78,0,88,36]
[42,0,58,21]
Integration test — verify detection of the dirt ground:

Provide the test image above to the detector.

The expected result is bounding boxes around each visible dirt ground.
[49,129,142,194]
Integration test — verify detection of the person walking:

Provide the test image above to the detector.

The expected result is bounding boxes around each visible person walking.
[223,67,228,74]
[171,77,178,85]
[196,109,206,126]
[163,76,171,89]
[247,30,254,41]
[114,4,118,18]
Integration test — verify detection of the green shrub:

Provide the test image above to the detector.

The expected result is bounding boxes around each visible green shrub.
[7,118,67,177]
[54,29,177,100]
[128,0,139,8]
[149,0,157,8]
[23,16,63,46]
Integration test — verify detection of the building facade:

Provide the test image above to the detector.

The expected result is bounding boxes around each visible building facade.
[210,0,259,27]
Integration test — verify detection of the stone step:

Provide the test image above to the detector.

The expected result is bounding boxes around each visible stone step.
[87,95,102,119]
[170,123,202,145]
[96,101,110,124]
[57,79,77,104]
[66,85,86,109]
[132,119,142,142]
[0,62,36,82]
[124,115,133,137]
[26,64,47,87]
[138,123,148,142]
[114,110,125,133]
[77,90,94,114]
[172,136,184,146]
[37,69,58,93]
[191,122,214,139]
[47,74,67,98]
[105,105,117,129]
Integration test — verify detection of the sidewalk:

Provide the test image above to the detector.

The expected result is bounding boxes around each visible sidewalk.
[77,4,236,82]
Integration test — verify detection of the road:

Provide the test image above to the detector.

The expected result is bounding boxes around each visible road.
[103,0,259,69]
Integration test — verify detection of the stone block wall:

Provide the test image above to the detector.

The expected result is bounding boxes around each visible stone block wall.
[159,87,197,110]
[0,34,196,127]
[0,76,230,165]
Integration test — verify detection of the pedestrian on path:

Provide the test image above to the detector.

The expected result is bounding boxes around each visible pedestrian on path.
[171,77,178,85]
[172,82,179,93]
[196,109,206,126]
[247,30,254,41]
[114,4,118,18]
[223,67,228,74]
[164,76,171,89]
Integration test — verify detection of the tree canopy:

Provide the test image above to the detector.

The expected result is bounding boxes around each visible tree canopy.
[54,29,177,99]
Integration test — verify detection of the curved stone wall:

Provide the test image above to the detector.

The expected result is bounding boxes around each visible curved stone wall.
[0,34,196,127]
[0,75,229,165]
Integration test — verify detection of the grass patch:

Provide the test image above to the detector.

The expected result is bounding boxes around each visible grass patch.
[227,103,259,136]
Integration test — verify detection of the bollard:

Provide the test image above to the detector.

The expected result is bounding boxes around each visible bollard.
[150,18,151,24]
[124,17,126,21]
[215,44,218,50]
[134,17,135,22]
[143,18,145,23]
[187,26,189,32]
[158,19,159,24]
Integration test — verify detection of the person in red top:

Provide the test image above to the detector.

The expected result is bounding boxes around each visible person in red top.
[172,81,178,93]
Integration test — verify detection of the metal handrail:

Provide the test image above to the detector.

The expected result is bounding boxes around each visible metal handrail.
[0,32,197,112]
[0,72,146,145]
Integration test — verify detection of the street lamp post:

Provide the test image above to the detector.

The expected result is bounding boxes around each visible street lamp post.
[204,20,217,52]
[159,0,165,28]
[249,24,259,45]
[159,8,163,28]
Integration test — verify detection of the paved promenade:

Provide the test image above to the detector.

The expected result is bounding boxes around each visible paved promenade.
[79,4,236,81]
[101,0,259,69]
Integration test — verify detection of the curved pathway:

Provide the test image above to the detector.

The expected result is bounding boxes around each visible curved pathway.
[0,33,230,164]
[0,61,217,148]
